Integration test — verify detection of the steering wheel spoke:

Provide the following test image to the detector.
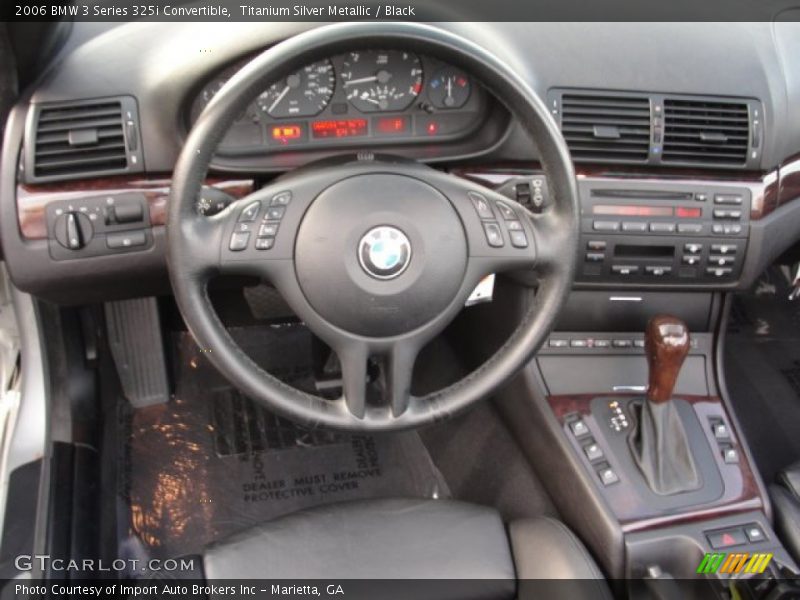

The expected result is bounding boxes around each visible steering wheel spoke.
[382,341,419,418]
[337,341,370,419]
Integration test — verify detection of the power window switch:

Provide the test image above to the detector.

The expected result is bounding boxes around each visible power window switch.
[721,445,739,464]
[597,466,619,486]
[583,442,604,462]
[711,420,730,440]
[569,419,590,438]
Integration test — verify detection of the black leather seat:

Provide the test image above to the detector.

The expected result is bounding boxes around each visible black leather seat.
[203,498,612,600]
[771,461,800,563]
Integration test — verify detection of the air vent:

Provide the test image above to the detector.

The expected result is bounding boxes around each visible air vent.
[559,93,651,163]
[662,99,750,167]
[27,96,142,182]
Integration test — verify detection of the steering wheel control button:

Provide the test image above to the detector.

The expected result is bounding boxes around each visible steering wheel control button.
[483,222,504,247]
[238,201,261,222]
[255,237,275,250]
[259,222,279,237]
[469,192,494,219]
[265,206,286,220]
[495,200,516,220]
[106,230,146,249]
[358,226,412,280]
[270,191,292,206]
[229,231,250,251]
[510,230,528,248]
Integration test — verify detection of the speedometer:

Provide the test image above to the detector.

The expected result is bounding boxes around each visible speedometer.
[257,60,335,118]
[340,51,423,113]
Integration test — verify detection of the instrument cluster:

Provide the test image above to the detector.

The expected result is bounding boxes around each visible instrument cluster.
[188,50,488,155]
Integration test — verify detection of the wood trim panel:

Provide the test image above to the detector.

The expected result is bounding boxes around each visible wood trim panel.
[17,176,254,240]
[547,393,764,533]
[453,157,800,221]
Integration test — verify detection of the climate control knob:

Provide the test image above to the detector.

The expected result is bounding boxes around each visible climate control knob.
[54,211,93,250]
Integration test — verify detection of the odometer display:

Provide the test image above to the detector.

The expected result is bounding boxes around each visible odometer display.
[258,60,335,118]
[341,51,423,113]
[311,119,368,139]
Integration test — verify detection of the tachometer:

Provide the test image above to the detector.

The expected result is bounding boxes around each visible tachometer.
[257,60,335,118]
[340,51,423,113]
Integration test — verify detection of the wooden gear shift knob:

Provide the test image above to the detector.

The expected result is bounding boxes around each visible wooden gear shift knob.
[645,315,690,404]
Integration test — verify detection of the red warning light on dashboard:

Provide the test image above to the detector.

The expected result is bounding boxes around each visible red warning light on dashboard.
[271,125,302,141]
[311,119,368,139]
[375,116,409,135]
[426,122,439,135]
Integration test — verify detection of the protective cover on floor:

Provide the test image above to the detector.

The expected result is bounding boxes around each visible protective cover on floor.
[116,325,448,569]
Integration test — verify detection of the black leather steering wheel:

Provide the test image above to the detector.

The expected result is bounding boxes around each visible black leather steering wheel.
[167,22,579,431]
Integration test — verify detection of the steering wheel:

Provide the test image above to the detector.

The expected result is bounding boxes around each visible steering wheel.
[167,22,579,432]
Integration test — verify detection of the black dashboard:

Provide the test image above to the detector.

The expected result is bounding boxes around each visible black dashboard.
[2,21,800,304]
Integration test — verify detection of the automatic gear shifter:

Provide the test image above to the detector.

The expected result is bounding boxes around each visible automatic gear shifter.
[629,315,701,495]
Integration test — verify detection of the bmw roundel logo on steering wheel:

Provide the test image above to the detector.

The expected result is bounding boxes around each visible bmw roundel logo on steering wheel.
[358,226,412,280]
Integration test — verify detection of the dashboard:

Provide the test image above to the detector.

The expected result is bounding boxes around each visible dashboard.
[188,51,491,157]
[2,21,800,304]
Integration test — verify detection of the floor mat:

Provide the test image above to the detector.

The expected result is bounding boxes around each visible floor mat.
[725,268,800,483]
[117,325,448,565]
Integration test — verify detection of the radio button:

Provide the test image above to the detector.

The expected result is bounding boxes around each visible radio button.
[649,222,676,233]
[695,193,709,202]
[585,252,605,262]
[709,255,735,267]
[713,209,742,220]
[714,194,743,205]
[593,220,620,232]
[684,243,703,254]
[713,223,743,235]
[612,265,639,275]
[711,244,737,254]
[587,240,607,251]
[677,223,703,234]
[645,266,672,276]
[682,255,701,266]
[622,221,647,232]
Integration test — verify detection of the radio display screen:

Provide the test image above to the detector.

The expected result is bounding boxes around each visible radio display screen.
[593,204,702,218]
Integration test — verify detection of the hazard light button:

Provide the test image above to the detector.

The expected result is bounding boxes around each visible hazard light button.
[707,528,747,549]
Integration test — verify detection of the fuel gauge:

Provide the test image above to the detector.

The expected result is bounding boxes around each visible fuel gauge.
[428,68,471,109]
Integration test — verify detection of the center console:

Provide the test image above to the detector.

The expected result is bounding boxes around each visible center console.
[461,166,800,596]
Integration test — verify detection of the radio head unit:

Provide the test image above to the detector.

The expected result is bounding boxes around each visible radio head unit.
[577,179,750,285]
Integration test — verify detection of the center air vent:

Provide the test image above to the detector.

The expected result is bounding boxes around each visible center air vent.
[558,92,651,164]
[27,96,143,183]
[662,98,750,167]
